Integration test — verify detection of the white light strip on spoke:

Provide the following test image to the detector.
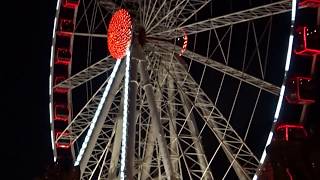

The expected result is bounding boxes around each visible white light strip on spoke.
[74,59,121,166]
[49,0,62,162]
[120,50,131,180]
[254,1,297,179]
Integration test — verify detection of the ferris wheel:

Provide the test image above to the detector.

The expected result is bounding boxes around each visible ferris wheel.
[49,0,311,179]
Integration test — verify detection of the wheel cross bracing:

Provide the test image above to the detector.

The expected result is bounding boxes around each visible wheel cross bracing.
[51,0,301,179]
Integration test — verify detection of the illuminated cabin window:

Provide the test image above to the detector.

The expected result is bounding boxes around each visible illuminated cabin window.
[295,26,320,56]
[63,0,80,9]
[54,104,69,121]
[275,124,308,141]
[299,0,320,7]
[58,19,74,35]
[55,131,72,149]
[55,34,72,49]
[54,76,66,85]
[285,76,316,104]
[53,87,69,104]
[56,48,71,65]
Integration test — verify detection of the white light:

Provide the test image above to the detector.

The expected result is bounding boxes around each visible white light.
[50,45,54,68]
[49,74,52,95]
[259,132,273,164]
[49,102,53,124]
[53,17,58,41]
[51,129,55,153]
[253,175,258,180]
[274,85,286,120]
[291,0,297,21]
[74,60,122,166]
[255,2,297,179]
[56,0,61,10]
[120,50,131,180]
[285,35,294,71]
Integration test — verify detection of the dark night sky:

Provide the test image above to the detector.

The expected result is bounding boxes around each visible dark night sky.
[5,1,56,179]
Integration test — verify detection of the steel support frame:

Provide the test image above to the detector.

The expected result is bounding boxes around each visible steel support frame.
[144,52,214,179]
[139,56,174,178]
[79,60,126,175]
[145,0,210,35]
[160,55,260,179]
[122,46,139,179]
[54,56,115,89]
[139,59,166,179]
[56,79,111,145]
[151,41,280,95]
[150,0,294,39]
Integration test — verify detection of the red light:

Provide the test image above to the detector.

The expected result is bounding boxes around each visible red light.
[276,124,308,141]
[55,131,72,149]
[58,19,74,35]
[295,26,320,56]
[299,0,320,8]
[53,87,69,93]
[55,48,71,65]
[285,76,316,105]
[107,9,132,59]
[63,0,80,9]
[54,104,69,121]
[54,76,66,85]
[179,31,188,56]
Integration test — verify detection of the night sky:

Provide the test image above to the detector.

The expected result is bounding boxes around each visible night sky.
[5,1,56,179]
[5,1,319,180]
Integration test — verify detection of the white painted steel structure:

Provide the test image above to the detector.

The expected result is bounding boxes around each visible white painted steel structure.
[50,0,311,179]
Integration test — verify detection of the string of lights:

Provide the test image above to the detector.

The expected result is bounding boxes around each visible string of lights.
[253,0,298,179]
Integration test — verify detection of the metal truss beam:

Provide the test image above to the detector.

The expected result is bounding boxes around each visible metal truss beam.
[79,60,125,174]
[139,58,174,178]
[81,122,117,180]
[56,79,111,145]
[54,56,115,89]
[161,58,260,179]
[150,0,294,39]
[151,41,280,95]
[146,0,210,35]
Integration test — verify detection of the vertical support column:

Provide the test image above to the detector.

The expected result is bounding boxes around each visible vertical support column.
[138,51,174,179]
[78,60,125,174]
[108,117,123,179]
[141,70,163,180]
[122,51,139,179]
[167,75,180,176]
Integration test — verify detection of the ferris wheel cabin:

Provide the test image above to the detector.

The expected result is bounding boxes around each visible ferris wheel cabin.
[285,76,316,104]
[62,0,80,9]
[299,0,320,7]
[295,25,320,56]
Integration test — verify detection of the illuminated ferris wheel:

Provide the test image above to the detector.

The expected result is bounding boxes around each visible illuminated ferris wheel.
[49,0,316,179]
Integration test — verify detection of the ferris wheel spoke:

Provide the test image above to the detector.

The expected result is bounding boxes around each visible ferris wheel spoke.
[167,0,211,30]
[153,54,212,178]
[159,58,260,179]
[54,56,114,89]
[82,122,117,180]
[56,78,110,145]
[145,0,211,35]
[175,82,214,179]
[150,0,294,39]
[73,32,107,38]
[151,41,280,95]
[75,60,125,173]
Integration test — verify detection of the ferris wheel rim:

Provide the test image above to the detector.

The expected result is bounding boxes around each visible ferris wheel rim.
[49,0,297,179]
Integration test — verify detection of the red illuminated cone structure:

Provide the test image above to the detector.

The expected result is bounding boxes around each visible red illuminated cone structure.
[107,9,132,59]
